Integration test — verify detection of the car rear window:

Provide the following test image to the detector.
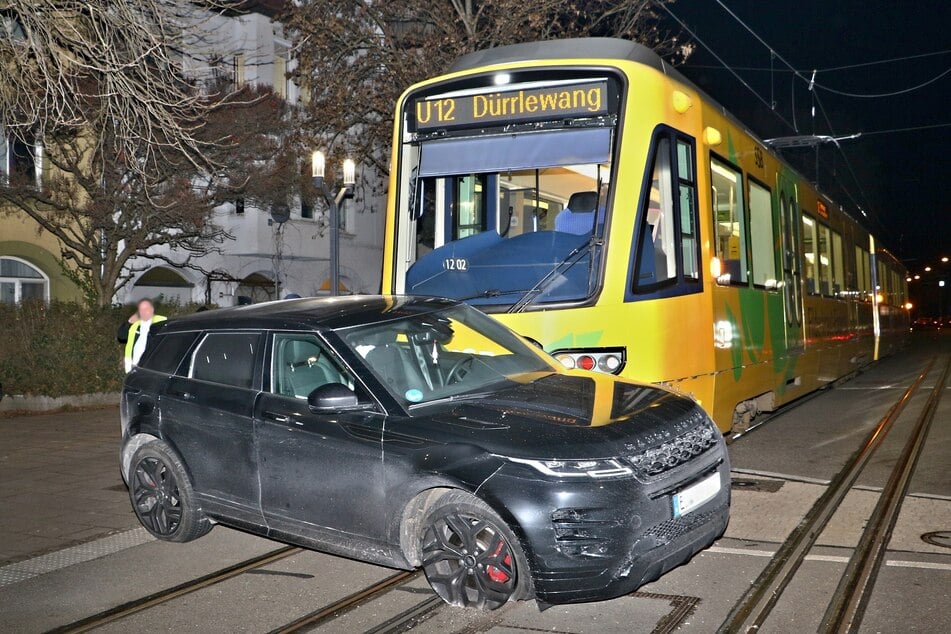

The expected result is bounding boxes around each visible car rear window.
[139,332,200,375]
[189,332,261,389]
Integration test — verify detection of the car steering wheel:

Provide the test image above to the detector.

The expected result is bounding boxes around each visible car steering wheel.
[445,356,474,384]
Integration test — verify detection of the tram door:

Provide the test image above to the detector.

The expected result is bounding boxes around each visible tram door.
[777,177,804,354]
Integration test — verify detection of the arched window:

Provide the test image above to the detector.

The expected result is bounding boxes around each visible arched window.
[0,257,49,304]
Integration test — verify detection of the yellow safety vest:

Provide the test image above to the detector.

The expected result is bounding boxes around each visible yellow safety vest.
[124,315,168,368]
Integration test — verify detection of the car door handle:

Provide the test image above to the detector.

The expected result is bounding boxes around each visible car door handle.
[262,411,290,423]
[168,389,194,400]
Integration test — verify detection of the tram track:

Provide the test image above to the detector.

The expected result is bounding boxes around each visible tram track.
[717,354,949,633]
[47,545,442,634]
[47,356,946,634]
[47,545,303,634]
[266,569,428,634]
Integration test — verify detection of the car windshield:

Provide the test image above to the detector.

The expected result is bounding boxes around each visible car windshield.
[404,126,615,309]
[338,303,557,409]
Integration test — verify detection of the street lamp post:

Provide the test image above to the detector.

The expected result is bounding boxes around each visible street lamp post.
[311,151,356,296]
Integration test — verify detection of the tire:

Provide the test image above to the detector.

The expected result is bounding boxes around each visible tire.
[128,442,212,543]
[419,490,532,610]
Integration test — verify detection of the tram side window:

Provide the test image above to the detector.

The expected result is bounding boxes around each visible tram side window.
[710,158,748,284]
[854,246,870,300]
[832,231,844,296]
[802,215,818,294]
[634,138,678,288]
[748,180,776,288]
[875,260,889,304]
[677,140,699,280]
[817,224,832,295]
[452,175,488,239]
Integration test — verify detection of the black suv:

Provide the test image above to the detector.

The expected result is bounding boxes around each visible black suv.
[121,296,729,609]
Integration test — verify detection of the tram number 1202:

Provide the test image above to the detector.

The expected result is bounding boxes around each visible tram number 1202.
[443,258,468,271]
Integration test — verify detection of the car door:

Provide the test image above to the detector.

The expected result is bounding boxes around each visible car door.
[160,330,265,527]
[254,331,387,541]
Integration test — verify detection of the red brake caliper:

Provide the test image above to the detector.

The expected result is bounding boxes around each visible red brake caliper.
[486,540,512,583]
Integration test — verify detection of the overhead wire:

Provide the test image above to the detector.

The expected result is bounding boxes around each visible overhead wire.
[661,0,946,231]
[819,49,951,73]
[651,1,797,133]
[857,122,951,137]
[684,49,951,74]
[810,67,951,99]
[712,0,950,99]
[705,0,889,227]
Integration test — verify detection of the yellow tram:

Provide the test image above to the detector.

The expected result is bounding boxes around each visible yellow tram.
[381,38,909,433]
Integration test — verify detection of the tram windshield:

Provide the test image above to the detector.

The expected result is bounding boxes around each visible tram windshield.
[402,126,615,309]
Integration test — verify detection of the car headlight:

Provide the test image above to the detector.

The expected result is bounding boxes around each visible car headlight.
[505,457,633,478]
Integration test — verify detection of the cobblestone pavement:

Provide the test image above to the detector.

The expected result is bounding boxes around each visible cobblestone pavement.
[0,407,138,565]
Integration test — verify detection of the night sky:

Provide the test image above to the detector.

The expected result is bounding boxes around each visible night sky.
[657,1,950,283]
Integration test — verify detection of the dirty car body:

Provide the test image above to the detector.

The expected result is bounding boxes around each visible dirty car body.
[120,296,730,607]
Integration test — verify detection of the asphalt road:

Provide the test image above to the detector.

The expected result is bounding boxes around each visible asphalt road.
[0,332,948,633]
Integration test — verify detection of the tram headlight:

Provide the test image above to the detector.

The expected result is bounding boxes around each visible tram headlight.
[552,348,626,375]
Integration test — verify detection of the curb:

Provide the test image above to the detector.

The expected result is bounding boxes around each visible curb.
[0,392,121,414]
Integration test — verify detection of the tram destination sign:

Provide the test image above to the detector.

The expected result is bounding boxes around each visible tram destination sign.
[412,80,609,131]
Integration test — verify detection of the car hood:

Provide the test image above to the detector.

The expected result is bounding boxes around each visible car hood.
[392,371,709,459]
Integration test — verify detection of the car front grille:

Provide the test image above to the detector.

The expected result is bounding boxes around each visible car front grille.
[625,419,718,479]
[644,508,718,545]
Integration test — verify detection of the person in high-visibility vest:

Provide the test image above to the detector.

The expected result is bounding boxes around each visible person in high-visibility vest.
[117,298,167,373]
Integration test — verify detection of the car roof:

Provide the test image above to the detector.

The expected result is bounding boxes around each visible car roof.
[160,295,459,333]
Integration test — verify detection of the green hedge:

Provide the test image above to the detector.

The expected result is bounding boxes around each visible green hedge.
[0,300,202,397]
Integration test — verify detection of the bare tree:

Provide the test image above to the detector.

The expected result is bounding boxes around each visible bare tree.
[1,2,301,306]
[283,0,692,177]
[0,0,239,177]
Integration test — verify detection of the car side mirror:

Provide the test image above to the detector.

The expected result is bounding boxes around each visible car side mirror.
[522,335,545,350]
[307,383,365,412]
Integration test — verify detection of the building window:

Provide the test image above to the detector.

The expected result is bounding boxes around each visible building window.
[0,257,49,304]
[710,157,748,284]
[2,132,41,187]
[233,55,245,85]
[273,54,288,98]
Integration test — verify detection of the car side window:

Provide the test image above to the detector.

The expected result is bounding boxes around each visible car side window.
[271,333,355,399]
[189,332,261,389]
[139,332,200,375]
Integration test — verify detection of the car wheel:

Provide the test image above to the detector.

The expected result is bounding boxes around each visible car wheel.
[420,490,531,610]
[128,442,212,543]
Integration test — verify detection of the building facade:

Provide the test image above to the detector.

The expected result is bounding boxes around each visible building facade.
[121,1,386,306]
[1,1,386,307]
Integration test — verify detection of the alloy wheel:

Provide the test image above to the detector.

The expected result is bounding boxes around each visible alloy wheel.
[421,511,518,609]
[132,456,183,536]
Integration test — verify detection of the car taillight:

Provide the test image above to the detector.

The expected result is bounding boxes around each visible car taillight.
[577,355,596,371]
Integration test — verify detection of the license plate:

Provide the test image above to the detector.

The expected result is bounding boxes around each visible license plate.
[672,472,721,518]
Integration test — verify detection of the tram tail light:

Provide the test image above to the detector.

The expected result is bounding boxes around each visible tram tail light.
[553,348,626,375]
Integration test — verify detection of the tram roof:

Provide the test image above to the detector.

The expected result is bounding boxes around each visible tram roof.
[447,38,889,254]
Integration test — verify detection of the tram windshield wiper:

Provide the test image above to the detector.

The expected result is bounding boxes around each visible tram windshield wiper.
[507,237,601,314]
[455,288,536,302]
